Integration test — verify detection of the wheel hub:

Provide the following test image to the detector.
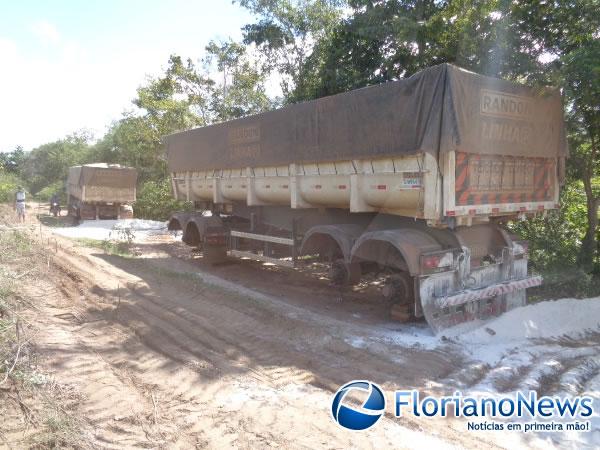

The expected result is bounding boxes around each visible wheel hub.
[382,273,411,304]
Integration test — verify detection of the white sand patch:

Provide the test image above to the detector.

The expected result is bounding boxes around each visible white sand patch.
[350,298,600,448]
[443,298,600,449]
[455,298,600,342]
[449,298,600,365]
[51,219,172,243]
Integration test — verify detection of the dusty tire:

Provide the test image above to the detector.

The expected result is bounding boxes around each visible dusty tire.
[328,259,361,286]
[382,272,414,305]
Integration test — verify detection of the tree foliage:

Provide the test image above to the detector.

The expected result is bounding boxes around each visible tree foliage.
[133,178,192,221]
[2,40,271,216]
[237,0,344,100]
[204,39,273,120]
[0,147,26,174]
[0,171,23,203]
[518,1,600,271]
[22,132,92,195]
[293,0,553,100]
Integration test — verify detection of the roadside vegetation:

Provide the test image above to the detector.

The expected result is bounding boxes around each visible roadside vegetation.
[74,230,139,257]
[1,0,598,296]
[0,230,87,448]
[0,171,23,203]
[71,224,139,257]
[74,238,134,257]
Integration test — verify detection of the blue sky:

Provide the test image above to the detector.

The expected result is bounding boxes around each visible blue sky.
[0,0,255,151]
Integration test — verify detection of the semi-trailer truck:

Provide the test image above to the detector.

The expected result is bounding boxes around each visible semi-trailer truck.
[67,163,137,220]
[164,64,567,333]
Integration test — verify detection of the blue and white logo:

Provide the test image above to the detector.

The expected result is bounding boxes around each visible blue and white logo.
[331,380,386,431]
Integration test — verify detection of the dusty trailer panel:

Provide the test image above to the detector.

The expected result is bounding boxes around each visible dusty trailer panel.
[167,65,447,170]
[165,64,567,333]
[165,64,566,224]
[67,164,137,220]
[166,64,566,169]
[67,164,137,203]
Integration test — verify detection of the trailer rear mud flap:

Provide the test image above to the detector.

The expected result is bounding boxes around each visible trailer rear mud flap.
[420,275,542,334]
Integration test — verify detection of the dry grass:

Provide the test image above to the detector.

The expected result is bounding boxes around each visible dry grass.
[0,229,89,449]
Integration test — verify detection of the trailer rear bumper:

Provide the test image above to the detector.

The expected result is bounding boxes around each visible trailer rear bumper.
[420,270,542,333]
[436,275,542,308]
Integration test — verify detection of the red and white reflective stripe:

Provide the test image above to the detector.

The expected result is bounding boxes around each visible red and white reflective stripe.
[437,276,542,308]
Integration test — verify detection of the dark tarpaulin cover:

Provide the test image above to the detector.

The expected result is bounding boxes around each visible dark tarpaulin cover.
[76,165,138,189]
[165,64,567,172]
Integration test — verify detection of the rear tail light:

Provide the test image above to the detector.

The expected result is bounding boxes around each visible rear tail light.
[421,251,454,273]
[423,255,441,269]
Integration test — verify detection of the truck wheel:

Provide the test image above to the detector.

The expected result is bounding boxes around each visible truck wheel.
[329,259,361,286]
[384,272,415,322]
[382,272,414,306]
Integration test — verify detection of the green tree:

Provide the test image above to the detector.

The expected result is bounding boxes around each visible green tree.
[561,42,600,270]
[134,55,213,133]
[204,39,272,120]
[133,178,192,221]
[92,55,214,184]
[0,146,26,175]
[295,0,546,100]
[93,115,167,183]
[23,132,92,194]
[237,0,344,100]
[90,46,271,217]
[509,1,600,270]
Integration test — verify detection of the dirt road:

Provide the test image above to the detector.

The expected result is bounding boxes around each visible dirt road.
[1,205,598,449]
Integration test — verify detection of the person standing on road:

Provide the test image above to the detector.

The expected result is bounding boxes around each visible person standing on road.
[15,186,26,223]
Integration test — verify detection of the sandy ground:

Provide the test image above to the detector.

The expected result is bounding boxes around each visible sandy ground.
[1,204,598,449]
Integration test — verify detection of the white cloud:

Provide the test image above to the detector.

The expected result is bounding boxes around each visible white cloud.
[30,20,60,45]
[0,1,255,152]
[0,33,171,152]
[0,38,18,60]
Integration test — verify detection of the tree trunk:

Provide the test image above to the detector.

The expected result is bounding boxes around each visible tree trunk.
[577,170,599,271]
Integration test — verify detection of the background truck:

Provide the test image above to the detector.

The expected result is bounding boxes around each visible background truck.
[164,63,567,333]
[67,163,137,220]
